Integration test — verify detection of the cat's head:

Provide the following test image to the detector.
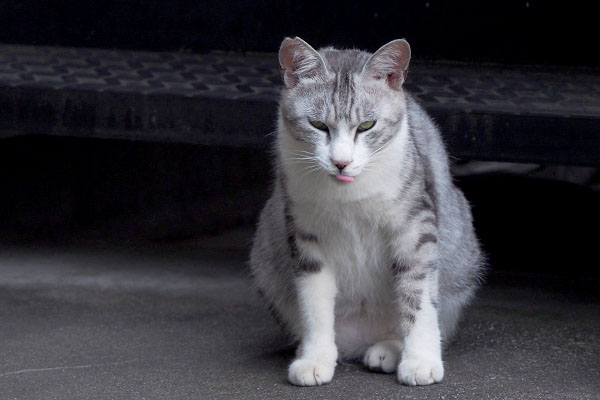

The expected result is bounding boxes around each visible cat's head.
[277,37,411,185]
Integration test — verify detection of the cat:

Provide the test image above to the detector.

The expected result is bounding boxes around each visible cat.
[250,37,484,387]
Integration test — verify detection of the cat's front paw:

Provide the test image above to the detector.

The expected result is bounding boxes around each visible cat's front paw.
[363,340,402,373]
[288,358,336,386]
[398,357,444,386]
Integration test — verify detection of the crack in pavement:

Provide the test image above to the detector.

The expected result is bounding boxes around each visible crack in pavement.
[0,360,140,378]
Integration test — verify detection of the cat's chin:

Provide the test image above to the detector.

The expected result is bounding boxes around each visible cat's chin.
[334,173,355,183]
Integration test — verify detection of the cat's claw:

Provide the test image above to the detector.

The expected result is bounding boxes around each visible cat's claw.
[363,341,401,373]
[288,358,335,386]
[398,357,444,386]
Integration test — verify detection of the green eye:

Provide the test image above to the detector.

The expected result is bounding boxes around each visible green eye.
[357,120,376,132]
[309,121,329,131]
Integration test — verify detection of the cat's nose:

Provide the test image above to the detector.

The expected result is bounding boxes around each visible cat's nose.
[332,159,351,171]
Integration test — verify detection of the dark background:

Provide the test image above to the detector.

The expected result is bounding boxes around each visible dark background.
[1,135,597,278]
[1,1,597,66]
[0,1,598,277]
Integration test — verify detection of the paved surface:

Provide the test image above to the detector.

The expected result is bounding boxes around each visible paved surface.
[0,228,598,400]
[1,44,599,165]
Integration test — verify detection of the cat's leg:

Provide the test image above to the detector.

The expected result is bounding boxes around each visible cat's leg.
[288,265,338,386]
[389,200,444,385]
[392,259,444,385]
[396,282,443,386]
[363,339,403,373]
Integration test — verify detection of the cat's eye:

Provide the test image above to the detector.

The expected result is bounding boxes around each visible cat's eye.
[357,120,376,132]
[309,120,329,131]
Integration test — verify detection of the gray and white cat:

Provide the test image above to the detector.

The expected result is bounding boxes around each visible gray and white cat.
[250,37,484,387]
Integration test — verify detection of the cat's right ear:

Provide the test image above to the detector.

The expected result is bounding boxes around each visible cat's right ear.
[279,37,327,89]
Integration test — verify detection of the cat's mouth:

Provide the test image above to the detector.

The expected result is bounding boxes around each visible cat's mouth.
[334,173,355,183]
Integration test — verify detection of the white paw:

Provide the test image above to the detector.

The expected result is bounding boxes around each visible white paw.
[363,341,402,373]
[288,358,335,386]
[398,357,444,386]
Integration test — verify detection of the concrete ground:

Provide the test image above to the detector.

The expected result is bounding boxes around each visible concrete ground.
[1,228,598,400]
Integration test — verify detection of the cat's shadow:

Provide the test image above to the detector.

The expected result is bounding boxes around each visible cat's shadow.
[260,343,296,361]
[255,331,296,362]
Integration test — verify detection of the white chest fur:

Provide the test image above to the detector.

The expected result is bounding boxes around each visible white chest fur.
[294,200,396,317]
[293,199,405,358]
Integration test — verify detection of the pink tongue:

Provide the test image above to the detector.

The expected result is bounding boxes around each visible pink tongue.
[335,174,355,183]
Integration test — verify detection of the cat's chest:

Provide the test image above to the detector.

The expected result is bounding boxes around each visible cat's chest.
[295,201,395,303]
[321,217,386,271]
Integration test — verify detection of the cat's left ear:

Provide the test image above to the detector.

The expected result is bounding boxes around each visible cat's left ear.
[362,39,411,90]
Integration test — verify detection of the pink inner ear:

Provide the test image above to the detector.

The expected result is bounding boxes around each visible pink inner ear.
[387,72,403,89]
[280,45,296,72]
[279,39,309,88]
[386,68,408,89]
[365,39,411,90]
[279,37,326,89]
[279,44,300,88]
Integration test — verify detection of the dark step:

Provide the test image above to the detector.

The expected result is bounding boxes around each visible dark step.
[1,44,599,166]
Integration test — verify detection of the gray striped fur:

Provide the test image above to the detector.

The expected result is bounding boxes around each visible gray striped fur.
[250,38,485,373]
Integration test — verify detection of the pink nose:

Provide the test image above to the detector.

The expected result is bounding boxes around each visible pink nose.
[332,159,350,171]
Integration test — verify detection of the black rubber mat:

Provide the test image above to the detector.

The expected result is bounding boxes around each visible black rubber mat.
[1,44,598,165]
